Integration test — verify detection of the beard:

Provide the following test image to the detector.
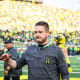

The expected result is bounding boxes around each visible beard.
[35,36,47,45]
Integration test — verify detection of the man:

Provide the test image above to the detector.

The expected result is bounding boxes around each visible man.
[0,21,69,80]
[3,40,22,80]
[54,34,72,72]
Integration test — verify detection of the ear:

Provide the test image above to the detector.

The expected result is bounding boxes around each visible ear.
[48,31,50,34]
[47,31,50,34]
[47,31,50,36]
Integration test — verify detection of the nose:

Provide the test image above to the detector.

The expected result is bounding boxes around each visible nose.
[35,32,40,38]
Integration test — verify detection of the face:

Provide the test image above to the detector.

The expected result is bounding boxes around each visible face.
[5,43,12,49]
[34,25,49,45]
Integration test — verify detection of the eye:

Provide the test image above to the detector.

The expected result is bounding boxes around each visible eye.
[39,31,43,33]
[34,31,37,34]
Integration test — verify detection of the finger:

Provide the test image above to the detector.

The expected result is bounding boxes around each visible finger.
[9,54,11,57]
[0,54,11,61]
[7,66,11,70]
[1,54,7,59]
[0,54,9,61]
[6,55,9,59]
[7,54,11,59]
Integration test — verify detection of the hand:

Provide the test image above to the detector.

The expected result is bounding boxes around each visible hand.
[4,70,8,76]
[0,54,11,61]
[7,66,11,70]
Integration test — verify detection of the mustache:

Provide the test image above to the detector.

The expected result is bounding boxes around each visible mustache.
[35,36,40,39]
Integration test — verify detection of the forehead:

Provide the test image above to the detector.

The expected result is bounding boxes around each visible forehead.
[35,25,45,31]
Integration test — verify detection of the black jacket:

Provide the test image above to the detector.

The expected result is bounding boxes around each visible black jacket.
[16,44,69,80]
[4,47,22,77]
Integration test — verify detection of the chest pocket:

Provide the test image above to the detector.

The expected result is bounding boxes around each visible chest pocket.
[41,56,57,69]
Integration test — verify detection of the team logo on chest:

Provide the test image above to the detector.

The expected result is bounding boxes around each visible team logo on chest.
[45,57,50,64]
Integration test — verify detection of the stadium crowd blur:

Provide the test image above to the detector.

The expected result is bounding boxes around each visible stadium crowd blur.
[0,0,80,56]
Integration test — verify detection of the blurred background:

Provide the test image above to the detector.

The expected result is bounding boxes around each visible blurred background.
[0,0,80,80]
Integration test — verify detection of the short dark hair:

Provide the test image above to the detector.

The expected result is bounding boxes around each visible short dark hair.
[35,21,49,31]
[4,40,12,44]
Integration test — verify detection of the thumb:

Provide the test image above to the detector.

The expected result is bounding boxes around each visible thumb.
[9,54,11,57]
[6,54,11,60]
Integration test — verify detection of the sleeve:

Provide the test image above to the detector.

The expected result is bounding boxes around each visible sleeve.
[9,48,19,61]
[4,48,19,71]
[57,48,69,80]
[16,49,27,69]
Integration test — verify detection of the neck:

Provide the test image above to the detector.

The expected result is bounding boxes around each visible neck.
[8,47,12,50]
[39,40,50,46]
